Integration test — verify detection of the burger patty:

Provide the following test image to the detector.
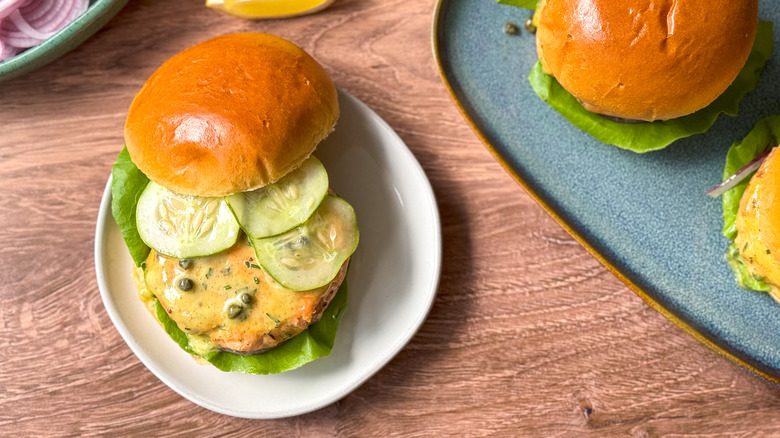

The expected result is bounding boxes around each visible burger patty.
[139,237,347,354]
[736,148,780,301]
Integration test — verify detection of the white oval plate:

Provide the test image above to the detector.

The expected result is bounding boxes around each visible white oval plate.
[94,90,442,419]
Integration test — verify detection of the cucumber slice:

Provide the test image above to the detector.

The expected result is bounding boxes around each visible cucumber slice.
[252,195,358,291]
[136,181,240,258]
[226,156,329,239]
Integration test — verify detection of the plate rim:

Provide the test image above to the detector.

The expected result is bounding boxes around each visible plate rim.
[431,0,780,385]
[94,89,443,418]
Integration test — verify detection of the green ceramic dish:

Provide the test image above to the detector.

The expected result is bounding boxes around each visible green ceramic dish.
[0,0,129,82]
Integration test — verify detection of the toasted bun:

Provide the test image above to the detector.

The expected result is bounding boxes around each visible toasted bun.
[124,33,339,196]
[536,0,757,121]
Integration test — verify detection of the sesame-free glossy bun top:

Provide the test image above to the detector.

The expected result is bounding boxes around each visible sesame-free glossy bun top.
[535,0,757,121]
[125,33,339,196]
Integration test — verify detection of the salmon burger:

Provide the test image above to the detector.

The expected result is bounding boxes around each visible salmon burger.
[111,33,358,372]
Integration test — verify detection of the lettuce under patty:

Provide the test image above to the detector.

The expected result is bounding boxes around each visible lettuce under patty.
[110,148,348,374]
[725,243,770,292]
[720,116,780,292]
[498,1,775,153]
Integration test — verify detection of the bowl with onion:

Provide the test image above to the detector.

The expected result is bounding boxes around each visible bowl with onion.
[0,0,128,81]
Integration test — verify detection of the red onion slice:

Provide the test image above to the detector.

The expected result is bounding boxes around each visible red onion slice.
[20,0,50,21]
[2,35,45,48]
[26,0,64,26]
[0,0,24,20]
[706,149,773,198]
[1,31,45,48]
[25,0,63,26]
[52,0,86,33]
[0,29,19,61]
[29,0,88,33]
[31,0,71,33]
[0,16,44,48]
[0,0,88,63]
[8,9,53,39]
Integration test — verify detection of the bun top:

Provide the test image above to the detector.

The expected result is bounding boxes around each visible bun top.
[125,33,339,196]
[535,0,757,121]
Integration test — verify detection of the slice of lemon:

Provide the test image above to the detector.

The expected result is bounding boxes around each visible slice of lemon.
[206,0,334,20]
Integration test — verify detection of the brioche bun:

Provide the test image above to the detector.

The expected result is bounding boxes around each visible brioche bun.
[124,33,339,196]
[535,0,758,121]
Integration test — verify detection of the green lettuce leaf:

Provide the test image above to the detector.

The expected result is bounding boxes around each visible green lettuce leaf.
[497,0,538,9]
[725,243,771,292]
[528,21,774,153]
[154,279,348,374]
[721,115,780,240]
[111,146,150,266]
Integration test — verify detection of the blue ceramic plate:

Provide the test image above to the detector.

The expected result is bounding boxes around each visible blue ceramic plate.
[433,0,780,382]
[0,0,128,82]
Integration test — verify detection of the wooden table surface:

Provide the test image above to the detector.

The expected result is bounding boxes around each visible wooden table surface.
[4,0,780,435]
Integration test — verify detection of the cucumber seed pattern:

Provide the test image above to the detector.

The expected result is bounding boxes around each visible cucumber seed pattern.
[157,194,221,242]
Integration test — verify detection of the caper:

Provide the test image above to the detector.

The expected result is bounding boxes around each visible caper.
[524,17,536,33]
[227,304,243,319]
[240,293,252,305]
[178,259,192,269]
[504,22,518,34]
[176,277,193,291]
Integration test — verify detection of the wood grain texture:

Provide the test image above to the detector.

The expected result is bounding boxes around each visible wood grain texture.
[3,0,780,436]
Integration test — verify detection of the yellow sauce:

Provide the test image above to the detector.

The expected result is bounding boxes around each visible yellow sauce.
[142,238,328,353]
